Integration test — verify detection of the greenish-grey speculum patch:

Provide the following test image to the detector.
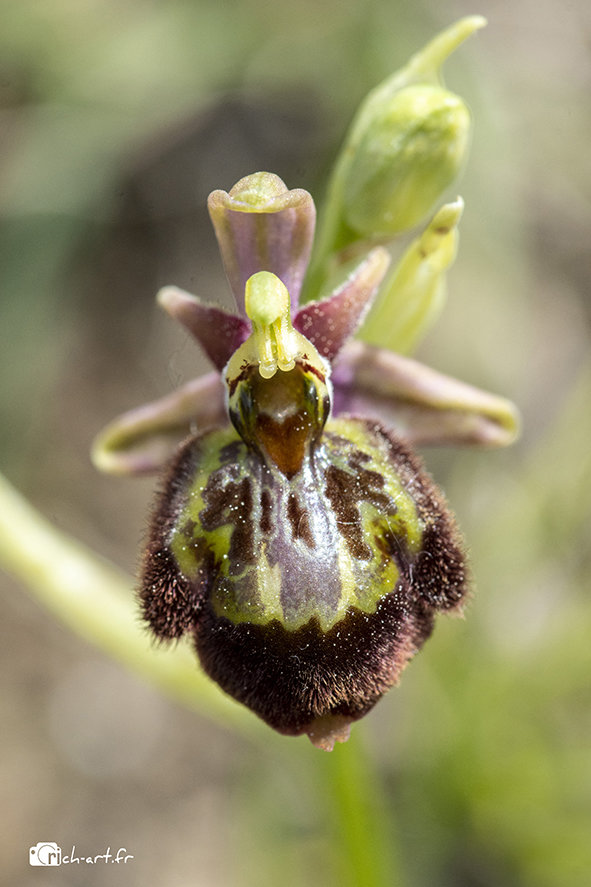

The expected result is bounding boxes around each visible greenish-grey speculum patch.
[169,416,424,634]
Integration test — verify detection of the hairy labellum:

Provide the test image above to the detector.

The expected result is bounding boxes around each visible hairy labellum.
[140,271,467,749]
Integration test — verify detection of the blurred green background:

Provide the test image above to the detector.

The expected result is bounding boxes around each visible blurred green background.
[2,0,590,885]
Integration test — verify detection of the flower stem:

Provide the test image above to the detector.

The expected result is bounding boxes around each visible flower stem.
[320,731,404,887]
[0,472,262,738]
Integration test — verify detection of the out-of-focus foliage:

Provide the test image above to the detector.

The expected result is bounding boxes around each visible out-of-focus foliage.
[1,1,590,886]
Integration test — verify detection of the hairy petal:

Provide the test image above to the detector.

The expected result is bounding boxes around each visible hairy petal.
[157,287,249,370]
[140,413,467,742]
[294,247,390,361]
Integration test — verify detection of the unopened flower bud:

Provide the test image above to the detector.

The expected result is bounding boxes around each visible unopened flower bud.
[360,197,464,353]
[343,86,470,238]
[305,16,485,295]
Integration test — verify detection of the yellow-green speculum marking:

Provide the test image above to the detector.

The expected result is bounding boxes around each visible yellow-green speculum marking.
[168,272,425,633]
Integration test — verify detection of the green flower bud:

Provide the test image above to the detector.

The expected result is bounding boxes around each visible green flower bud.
[304,16,485,299]
[343,86,470,238]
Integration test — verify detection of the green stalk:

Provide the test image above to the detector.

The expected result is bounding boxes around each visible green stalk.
[320,731,403,887]
[0,472,262,739]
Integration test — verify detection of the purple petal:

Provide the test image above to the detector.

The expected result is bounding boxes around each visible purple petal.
[158,287,249,370]
[208,172,316,314]
[294,247,390,361]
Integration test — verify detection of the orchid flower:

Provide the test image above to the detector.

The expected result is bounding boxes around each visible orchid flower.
[92,17,519,750]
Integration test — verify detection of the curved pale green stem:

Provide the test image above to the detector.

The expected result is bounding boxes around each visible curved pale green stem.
[319,733,403,887]
[0,472,259,737]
